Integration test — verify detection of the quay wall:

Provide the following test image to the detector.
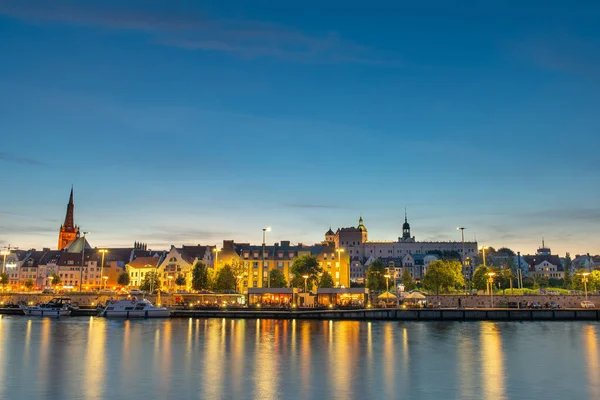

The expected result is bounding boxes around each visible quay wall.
[169,309,600,321]
[425,294,600,308]
[2,306,598,321]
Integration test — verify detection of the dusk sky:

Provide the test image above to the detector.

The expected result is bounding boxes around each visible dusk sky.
[1,1,599,255]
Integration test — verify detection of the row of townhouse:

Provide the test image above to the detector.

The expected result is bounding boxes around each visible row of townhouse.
[1,239,163,290]
[126,240,351,291]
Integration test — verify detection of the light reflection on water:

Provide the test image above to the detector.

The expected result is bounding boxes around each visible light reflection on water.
[0,317,598,400]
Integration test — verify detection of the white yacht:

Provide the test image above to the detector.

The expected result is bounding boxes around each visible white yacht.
[98,298,170,318]
[21,298,72,317]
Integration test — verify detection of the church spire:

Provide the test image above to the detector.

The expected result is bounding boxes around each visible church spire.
[58,186,78,250]
[64,186,75,230]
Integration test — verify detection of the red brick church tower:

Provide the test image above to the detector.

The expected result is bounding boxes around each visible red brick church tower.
[58,186,80,250]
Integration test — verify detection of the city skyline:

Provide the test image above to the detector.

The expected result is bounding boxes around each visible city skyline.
[0,185,593,256]
[1,1,599,255]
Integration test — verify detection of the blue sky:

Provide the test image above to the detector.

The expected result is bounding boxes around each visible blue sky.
[1,1,599,255]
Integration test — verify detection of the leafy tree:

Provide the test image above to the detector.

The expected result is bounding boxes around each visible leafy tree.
[319,271,334,288]
[24,279,34,290]
[290,255,323,291]
[521,277,535,289]
[423,260,465,294]
[269,269,287,288]
[535,275,549,288]
[563,268,572,289]
[214,265,236,291]
[472,265,491,291]
[497,247,516,257]
[350,281,365,288]
[400,269,416,291]
[140,271,161,292]
[497,268,514,291]
[366,259,386,292]
[117,271,130,287]
[175,274,186,288]
[191,261,210,291]
[230,259,247,279]
[49,273,61,286]
[574,269,600,292]
[0,272,8,286]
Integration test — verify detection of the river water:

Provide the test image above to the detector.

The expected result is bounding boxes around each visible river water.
[0,316,598,400]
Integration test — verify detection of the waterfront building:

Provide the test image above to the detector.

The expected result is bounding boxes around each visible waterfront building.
[570,254,600,272]
[5,250,28,287]
[247,288,299,306]
[331,215,477,283]
[156,245,212,291]
[316,288,369,307]
[126,255,164,288]
[523,241,564,280]
[215,239,350,290]
[58,187,80,250]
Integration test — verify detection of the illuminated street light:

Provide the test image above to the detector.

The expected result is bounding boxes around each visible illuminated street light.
[302,275,309,294]
[263,227,271,288]
[487,272,496,308]
[79,231,89,293]
[457,227,467,291]
[102,276,108,290]
[336,248,344,287]
[98,249,108,290]
[168,275,174,293]
[582,272,590,302]
[0,248,10,275]
[480,246,489,267]
[213,247,221,269]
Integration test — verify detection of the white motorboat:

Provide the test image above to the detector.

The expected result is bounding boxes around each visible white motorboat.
[21,297,72,317]
[98,298,170,318]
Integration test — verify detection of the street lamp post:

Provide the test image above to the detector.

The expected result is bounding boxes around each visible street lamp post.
[0,248,10,275]
[582,272,590,302]
[487,272,496,308]
[79,231,89,293]
[481,246,488,267]
[102,276,108,290]
[384,274,391,308]
[98,249,108,291]
[168,275,174,293]
[457,227,467,291]
[336,248,344,287]
[263,227,271,288]
[302,274,309,293]
[213,247,221,270]
[48,275,54,289]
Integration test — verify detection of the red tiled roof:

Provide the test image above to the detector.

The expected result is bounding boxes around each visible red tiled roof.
[127,256,161,269]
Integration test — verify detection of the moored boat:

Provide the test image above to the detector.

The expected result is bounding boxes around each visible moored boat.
[21,298,72,317]
[98,298,170,318]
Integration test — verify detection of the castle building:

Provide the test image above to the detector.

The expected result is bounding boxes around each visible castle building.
[58,187,80,250]
[330,215,478,283]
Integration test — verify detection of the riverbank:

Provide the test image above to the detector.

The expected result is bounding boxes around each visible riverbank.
[2,307,599,321]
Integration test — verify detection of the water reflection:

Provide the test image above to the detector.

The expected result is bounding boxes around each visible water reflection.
[584,325,600,399]
[0,317,598,400]
[84,317,105,400]
[480,322,506,400]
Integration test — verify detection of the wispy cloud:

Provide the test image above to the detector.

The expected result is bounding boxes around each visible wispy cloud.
[0,152,48,166]
[0,0,401,65]
[516,35,600,80]
[285,203,339,209]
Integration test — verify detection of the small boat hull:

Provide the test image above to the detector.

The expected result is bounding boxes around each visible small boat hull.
[22,308,71,317]
[100,309,170,318]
